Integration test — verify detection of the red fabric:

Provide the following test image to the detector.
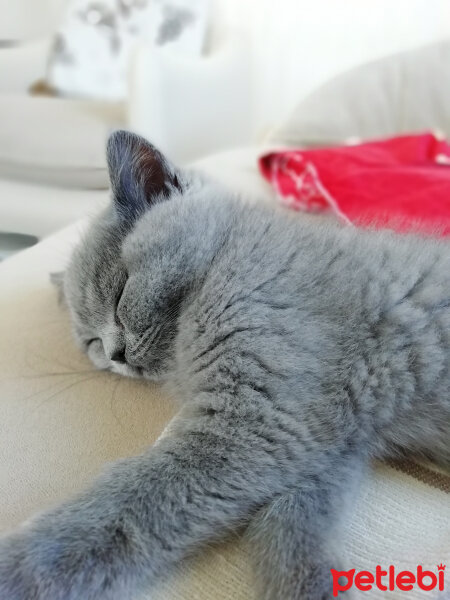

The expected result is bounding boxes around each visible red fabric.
[259,133,450,235]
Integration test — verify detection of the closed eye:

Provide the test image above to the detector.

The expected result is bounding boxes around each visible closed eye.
[85,337,101,350]
[114,279,127,326]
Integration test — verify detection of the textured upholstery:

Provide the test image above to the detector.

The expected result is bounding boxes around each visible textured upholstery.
[0,148,449,599]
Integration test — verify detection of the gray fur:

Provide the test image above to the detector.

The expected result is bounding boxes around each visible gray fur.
[0,131,449,600]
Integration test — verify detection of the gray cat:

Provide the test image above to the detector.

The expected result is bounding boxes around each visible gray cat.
[0,131,449,600]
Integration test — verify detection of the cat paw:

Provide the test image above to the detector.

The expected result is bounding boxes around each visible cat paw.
[0,516,119,600]
[0,531,40,600]
[258,556,351,600]
[296,560,353,600]
[296,561,336,600]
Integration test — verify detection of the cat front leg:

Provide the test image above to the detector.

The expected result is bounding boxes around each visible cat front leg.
[247,452,365,600]
[0,395,308,600]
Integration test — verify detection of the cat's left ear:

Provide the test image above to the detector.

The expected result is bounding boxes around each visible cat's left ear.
[107,130,182,223]
[50,271,66,304]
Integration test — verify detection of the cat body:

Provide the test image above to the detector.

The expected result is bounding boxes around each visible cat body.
[0,132,448,600]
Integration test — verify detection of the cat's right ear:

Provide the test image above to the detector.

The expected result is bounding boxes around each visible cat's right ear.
[106,130,182,224]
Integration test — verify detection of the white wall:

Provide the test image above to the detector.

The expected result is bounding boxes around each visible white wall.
[0,0,64,42]
[211,0,450,137]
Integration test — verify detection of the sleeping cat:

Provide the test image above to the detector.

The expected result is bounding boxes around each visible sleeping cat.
[0,131,449,600]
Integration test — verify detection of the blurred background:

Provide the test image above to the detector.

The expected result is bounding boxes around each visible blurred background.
[2,0,450,257]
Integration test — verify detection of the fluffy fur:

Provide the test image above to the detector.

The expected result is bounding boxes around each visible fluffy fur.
[0,131,449,600]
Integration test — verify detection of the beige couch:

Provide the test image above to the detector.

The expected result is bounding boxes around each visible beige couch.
[1,148,449,599]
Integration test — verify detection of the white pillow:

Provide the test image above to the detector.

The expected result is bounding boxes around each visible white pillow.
[0,0,62,43]
[0,95,124,188]
[46,0,209,101]
[270,40,450,146]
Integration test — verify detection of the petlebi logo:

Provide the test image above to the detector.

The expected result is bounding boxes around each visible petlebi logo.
[331,564,446,596]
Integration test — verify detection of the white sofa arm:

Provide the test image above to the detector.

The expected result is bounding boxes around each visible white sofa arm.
[0,38,52,93]
[127,34,254,165]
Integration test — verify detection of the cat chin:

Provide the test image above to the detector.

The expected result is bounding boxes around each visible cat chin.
[142,370,167,384]
[105,359,167,383]
[110,363,143,379]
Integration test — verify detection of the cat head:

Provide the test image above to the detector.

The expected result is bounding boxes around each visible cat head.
[57,130,233,381]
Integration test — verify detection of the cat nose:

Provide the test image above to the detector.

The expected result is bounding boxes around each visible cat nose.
[110,348,126,364]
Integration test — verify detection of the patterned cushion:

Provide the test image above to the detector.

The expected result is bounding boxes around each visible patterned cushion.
[46,0,209,100]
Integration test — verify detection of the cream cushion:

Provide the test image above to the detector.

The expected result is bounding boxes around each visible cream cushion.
[0,148,449,599]
[0,177,108,239]
[0,95,124,188]
[271,40,450,147]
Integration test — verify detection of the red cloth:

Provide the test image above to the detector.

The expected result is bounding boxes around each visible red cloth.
[259,133,450,235]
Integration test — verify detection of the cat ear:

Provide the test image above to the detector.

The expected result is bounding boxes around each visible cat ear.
[107,130,182,223]
[50,271,66,304]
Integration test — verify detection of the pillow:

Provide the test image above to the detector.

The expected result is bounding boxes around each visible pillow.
[46,0,209,101]
[0,95,124,188]
[1,218,449,600]
[0,0,62,43]
[270,40,450,146]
